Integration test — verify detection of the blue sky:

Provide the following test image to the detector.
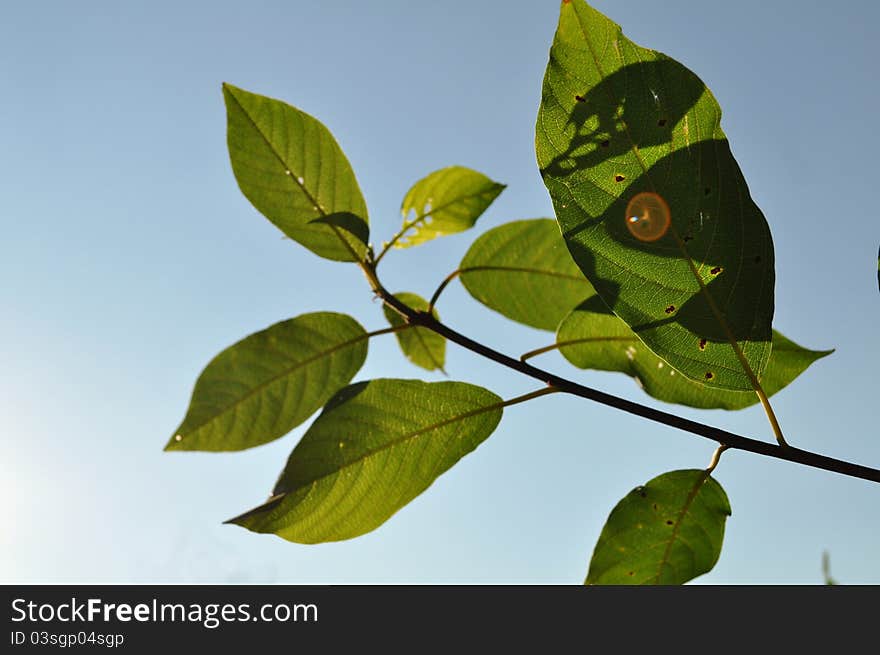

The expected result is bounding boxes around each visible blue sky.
[2,0,878,584]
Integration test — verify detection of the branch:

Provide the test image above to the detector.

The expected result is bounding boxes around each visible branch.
[362,264,880,485]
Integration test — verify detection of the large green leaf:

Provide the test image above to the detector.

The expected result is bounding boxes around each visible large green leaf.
[393,166,504,249]
[382,292,446,372]
[459,219,595,330]
[557,300,833,410]
[586,470,731,585]
[229,379,503,543]
[224,83,368,262]
[536,1,775,391]
[166,312,368,452]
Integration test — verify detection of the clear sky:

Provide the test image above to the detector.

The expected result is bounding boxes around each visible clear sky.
[2,0,878,584]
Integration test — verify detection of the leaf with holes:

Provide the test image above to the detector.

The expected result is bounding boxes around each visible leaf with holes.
[557,301,833,410]
[586,469,731,585]
[166,312,368,452]
[228,379,503,543]
[459,219,596,331]
[536,0,776,391]
[393,166,504,249]
[382,292,446,372]
[224,83,368,262]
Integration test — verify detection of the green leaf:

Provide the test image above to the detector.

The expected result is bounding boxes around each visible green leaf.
[228,379,503,543]
[459,219,595,331]
[557,300,833,410]
[586,470,731,585]
[394,166,505,249]
[536,1,775,391]
[382,292,446,372]
[223,83,368,262]
[166,312,368,452]
[309,212,370,251]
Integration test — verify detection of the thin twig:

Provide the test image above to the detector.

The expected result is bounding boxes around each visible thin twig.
[361,264,880,485]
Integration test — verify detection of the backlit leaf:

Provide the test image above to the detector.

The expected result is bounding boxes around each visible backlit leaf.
[586,469,731,585]
[536,1,775,390]
[394,166,504,249]
[229,379,503,543]
[309,212,369,251]
[557,300,833,410]
[224,83,368,262]
[382,292,446,372]
[459,218,595,330]
[166,312,368,452]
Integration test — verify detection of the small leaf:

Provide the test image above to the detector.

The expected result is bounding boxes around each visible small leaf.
[536,1,776,390]
[557,301,833,410]
[224,83,368,262]
[395,166,504,249]
[166,312,368,452]
[382,292,446,372]
[459,219,595,330]
[586,470,731,585]
[229,379,503,543]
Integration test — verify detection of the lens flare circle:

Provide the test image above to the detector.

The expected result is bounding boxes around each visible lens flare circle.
[625,192,671,242]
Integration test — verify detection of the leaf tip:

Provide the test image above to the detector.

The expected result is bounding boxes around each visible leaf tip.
[225,494,286,527]
[163,433,185,451]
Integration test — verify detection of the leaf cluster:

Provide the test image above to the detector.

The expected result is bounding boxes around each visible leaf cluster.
[166,1,845,584]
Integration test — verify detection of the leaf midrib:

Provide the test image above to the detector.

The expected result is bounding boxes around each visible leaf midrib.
[653,471,710,583]
[282,392,503,493]
[176,328,368,440]
[410,326,445,372]
[460,264,590,284]
[225,85,361,261]
[225,86,325,216]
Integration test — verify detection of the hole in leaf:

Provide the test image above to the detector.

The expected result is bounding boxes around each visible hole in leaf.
[666,520,674,526]
[575,94,585,102]
[664,305,675,314]
[699,338,708,351]
[705,371,714,380]
[710,266,722,275]
[614,174,626,183]
[628,571,635,576]
[652,503,658,511]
